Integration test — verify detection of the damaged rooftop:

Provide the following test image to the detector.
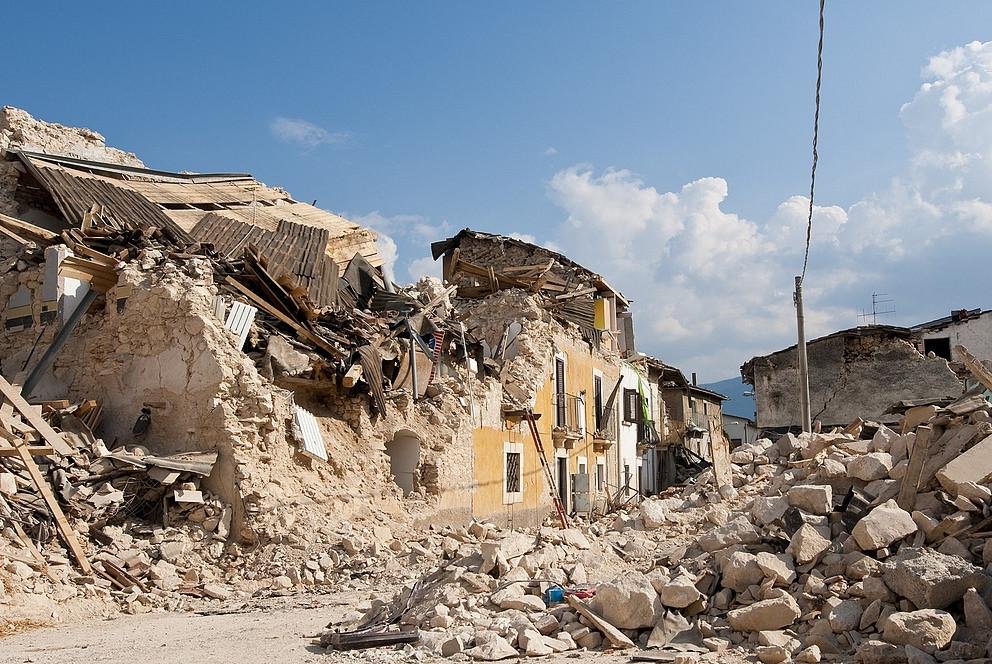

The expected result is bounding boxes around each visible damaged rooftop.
[3,22,992,661]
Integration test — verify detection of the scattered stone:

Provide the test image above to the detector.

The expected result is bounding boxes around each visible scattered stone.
[882,547,986,609]
[727,595,802,632]
[852,500,917,551]
[882,609,956,654]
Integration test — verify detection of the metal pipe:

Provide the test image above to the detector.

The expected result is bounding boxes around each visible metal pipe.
[23,288,99,396]
[794,276,812,433]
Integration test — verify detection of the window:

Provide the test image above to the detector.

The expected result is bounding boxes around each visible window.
[623,388,640,423]
[555,354,566,427]
[924,337,952,360]
[503,442,523,504]
[593,373,604,429]
[596,458,606,492]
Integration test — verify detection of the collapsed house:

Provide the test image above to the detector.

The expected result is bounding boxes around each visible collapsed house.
[742,325,963,431]
[318,354,992,663]
[430,229,644,522]
[2,108,734,628]
[912,308,992,367]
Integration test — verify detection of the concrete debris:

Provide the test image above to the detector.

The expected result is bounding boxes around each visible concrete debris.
[2,107,992,664]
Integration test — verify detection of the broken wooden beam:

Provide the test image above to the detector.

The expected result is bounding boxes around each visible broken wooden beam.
[226,276,347,360]
[565,594,636,649]
[341,363,363,388]
[8,434,91,573]
[0,376,74,456]
[956,344,992,393]
[896,424,932,511]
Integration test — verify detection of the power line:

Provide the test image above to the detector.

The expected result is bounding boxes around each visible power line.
[800,0,825,284]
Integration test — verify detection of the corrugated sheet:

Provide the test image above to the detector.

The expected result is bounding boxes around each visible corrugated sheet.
[224,301,257,350]
[191,213,339,308]
[293,404,327,462]
[20,158,196,246]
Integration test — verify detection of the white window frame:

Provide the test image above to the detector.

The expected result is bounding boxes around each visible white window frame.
[503,442,524,505]
[596,456,606,492]
[554,351,568,427]
[577,455,588,476]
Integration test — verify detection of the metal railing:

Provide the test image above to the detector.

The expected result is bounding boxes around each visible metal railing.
[553,392,583,435]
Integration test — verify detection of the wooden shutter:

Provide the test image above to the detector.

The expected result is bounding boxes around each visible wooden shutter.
[555,357,566,426]
[593,375,603,429]
[623,388,639,423]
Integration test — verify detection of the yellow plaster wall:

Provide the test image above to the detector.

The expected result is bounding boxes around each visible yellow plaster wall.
[471,334,620,526]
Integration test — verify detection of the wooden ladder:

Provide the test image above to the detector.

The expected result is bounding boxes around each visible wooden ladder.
[523,409,569,529]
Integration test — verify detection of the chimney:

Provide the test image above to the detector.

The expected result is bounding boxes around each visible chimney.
[691,372,697,386]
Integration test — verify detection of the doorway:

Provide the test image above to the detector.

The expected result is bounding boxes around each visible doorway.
[556,456,569,511]
[385,430,421,497]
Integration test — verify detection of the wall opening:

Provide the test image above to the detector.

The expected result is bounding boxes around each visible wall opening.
[924,337,952,360]
[385,429,421,497]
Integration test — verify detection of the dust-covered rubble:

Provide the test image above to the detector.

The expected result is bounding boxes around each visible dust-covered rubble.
[314,391,992,663]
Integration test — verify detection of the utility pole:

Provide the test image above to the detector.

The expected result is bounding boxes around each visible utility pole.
[794,276,812,433]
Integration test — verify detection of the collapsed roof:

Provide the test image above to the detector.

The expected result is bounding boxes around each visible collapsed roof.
[10,150,383,273]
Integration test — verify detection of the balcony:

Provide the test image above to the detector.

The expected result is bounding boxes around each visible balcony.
[636,419,661,452]
[551,393,584,449]
[592,415,617,452]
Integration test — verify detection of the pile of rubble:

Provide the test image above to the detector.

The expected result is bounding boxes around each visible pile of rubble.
[319,380,992,664]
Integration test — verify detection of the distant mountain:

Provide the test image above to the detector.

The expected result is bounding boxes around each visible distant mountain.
[701,376,755,420]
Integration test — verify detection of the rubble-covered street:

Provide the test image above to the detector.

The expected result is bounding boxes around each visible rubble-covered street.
[4,18,992,662]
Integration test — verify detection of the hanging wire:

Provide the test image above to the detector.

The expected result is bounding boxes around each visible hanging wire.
[800,0,825,284]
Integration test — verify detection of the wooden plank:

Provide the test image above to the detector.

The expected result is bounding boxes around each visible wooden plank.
[8,435,91,573]
[897,425,932,511]
[0,444,55,457]
[225,277,347,359]
[956,344,992,393]
[341,363,363,388]
[565,595,636,649]
[0,377,74,456]
[920,424,979,488]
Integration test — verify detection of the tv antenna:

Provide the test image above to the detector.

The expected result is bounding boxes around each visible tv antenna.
[858,292,895,325]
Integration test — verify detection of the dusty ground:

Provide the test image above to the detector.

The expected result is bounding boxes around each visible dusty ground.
[0,591,751,664]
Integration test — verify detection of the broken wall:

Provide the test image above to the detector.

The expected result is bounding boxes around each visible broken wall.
[751,332,963,430]
[0,106,143,220]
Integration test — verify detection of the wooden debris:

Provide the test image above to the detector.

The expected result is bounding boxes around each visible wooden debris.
[565,594,636,649]
[0,376,74,456]
[957,344,992,393]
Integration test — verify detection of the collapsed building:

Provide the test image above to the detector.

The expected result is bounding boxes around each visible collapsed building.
[742,325,964,432]
[912,308,992,367]
[0,108,727,627]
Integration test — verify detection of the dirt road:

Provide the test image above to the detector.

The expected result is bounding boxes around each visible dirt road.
[0,593,744,664]
[0,596,348,664]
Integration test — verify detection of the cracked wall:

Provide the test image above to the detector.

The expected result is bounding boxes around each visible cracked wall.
[751,331,963,430]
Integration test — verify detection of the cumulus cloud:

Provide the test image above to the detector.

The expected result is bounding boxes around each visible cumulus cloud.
[270,116,349,149]
[545,40,992,380]
[353,211,451,285]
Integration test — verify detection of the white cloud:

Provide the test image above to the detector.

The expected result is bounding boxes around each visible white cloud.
[544,146,559,156]
[407,256,443,281]
[545,41,992,380]
[270,116,348,149]
[353,211,452,287]
[376,232,398,284]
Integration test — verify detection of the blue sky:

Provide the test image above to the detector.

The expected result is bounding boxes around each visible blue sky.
[6,2,992,380]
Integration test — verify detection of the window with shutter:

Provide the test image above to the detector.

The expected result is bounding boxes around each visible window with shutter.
[593,374,603,429]
[555,356,566,426]
[623,388,640,423]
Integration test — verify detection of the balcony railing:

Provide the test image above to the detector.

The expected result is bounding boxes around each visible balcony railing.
[552,393,584,447]
[638,418,661,446]
[592,414,617,451]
